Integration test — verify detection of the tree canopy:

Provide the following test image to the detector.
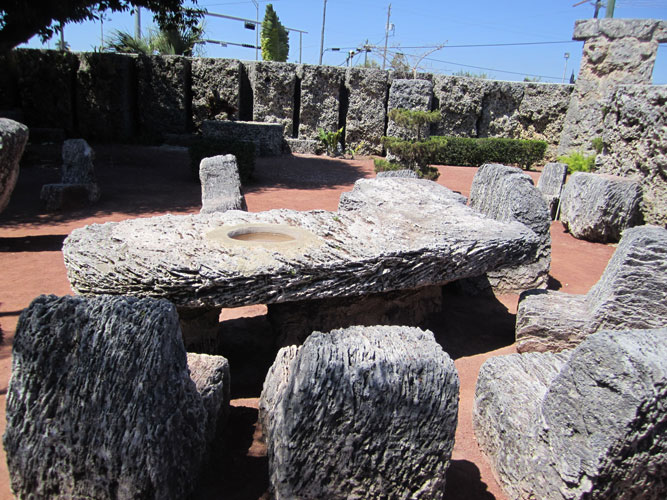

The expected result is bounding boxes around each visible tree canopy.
[0,1,201,54]
[260,4,288,62]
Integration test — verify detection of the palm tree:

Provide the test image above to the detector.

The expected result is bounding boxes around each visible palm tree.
[104,23,204,56]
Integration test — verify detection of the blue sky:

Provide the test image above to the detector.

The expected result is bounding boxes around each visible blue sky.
[22,0,667,84]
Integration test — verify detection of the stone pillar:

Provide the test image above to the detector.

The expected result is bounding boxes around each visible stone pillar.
[558,18,667,155]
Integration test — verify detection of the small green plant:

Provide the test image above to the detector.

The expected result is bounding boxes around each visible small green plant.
[317,127,344,156]
[558,151,596,174]
[591,137,603,155]
[345,141,365,159]
[388,108,441,142]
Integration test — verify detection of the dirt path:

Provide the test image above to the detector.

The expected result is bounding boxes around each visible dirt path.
[0,146,615,499]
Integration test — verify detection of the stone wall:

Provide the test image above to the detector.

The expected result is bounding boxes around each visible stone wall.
[0,49,576,158]
[558,18,667,155]
[597,84,667,227]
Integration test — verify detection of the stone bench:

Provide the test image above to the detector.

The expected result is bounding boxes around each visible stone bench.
[63,178,540,346]
[259,325,459,499]
[516,225,667,353]
[536,162,568,219]
[473,327,667,500]
[560,171,642,242]
[4,294,229,500]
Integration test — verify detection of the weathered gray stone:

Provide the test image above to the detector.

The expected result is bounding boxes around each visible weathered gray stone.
[474,327,667,500]
[537,162,568,219]
[63,178,540,309]
[244,61,296,137]
[560,171,642,242]
[191,58,241,130]
[478,80,525,138]
[559,19,667,155]
[199,154,247,214]
[186,352,231,446]
[376,169,419,178]
[202,119,282,156]
[76,52,135,141]
[40,183,101,211]
[386,78,433,140]
[468,163,551,292]
[284,137,321,155]
[345,67,389,155]
[14,49,79,133]
[516,225,667,353]
[432,75,486,137]
[597,84,667,227]
[136,55,190,140]
[0,118,29,213]
[259,325,460,499]
[297,64,345,140]
[62,138,96,184]
[4,294,208,500]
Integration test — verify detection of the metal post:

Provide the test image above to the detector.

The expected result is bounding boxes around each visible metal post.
[251,0,259,60]
[562,52,570,84]
[299,32,303,63]
[60,24,65,50]
[319,0,328,65]
[382,4,392,70]
[605,0,615,18]
[134,7,141,40]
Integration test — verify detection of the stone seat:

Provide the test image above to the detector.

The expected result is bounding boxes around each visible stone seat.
[259,325,459,499]
[560,171,642,243]
[536,162,568,219]
[473,327,667,500]
[4,294,229,500]
[199,154,247,214]
[516,225,667,353]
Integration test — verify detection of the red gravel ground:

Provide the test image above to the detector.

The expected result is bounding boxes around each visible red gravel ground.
[0,145,616,499]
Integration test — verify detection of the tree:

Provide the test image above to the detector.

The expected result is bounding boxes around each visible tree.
[0,1,202,54]
[260,4,288,62]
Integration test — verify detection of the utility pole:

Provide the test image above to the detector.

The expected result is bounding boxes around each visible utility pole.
[382,4,392,70]
[562,52,570,83]
[319,0,328,65]
[593,1,602,18]
[134,7,141,40]
[364,39,369,66]
[251,0,259,60]
[605,0,615,18]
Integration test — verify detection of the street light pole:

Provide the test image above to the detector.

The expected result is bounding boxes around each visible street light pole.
[562,52,570,84]
[251,0,259,60]
[319,0,328,65]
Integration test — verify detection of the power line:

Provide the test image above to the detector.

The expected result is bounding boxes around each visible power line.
[390,40,578,49]
[422,55,563,80]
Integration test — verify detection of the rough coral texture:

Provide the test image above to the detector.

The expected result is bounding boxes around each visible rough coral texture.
[136,55,190,139]
[345,67,389,155]
[560,171,643,243]
[537,162,568,219]
[259,325,460,500]
[245,61,296,137]
[516,225,667,352]
[597,84,667,227]
[474,327,667,500]
[186,352,231,446]
[63,178,539,309]
[297,64,345,141]
[202,119,283,157]
[558,19,667,155]
[386,78,433,140]
[199,154,247,214]
[4,295,208,500]
[76,52,135,141]
[191,58,241,129]
[0,118,29,213]
[377,169,419,178]
[468,163,551,292]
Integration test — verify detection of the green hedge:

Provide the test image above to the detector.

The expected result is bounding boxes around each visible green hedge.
[382,135,547,170]
[189,136,256,184]
[429,136,547,169]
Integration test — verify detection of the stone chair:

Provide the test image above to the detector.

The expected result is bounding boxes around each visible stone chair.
[536,162,568,219]
[4,294,229,500]
[259,325,459,500]
[199,154,247,214]
[516,225,667,353]
[474,327,667,500]
[40,138,101,211]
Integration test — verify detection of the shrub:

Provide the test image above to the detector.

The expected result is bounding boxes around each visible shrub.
[374,158,440,181]
[558,151,596,174]
[387,109,441,141]
[189,136,256,184]
[317,127,344,156]
[428,136,547,170]
[591,137,604,155]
